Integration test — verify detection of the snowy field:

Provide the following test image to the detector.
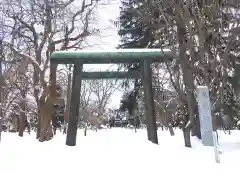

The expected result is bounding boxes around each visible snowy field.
[0,128,240,180]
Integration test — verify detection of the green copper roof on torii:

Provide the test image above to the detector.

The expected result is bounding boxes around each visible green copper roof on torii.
[50,49,174,64]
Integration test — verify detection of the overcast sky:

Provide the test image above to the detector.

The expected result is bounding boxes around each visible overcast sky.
[83,0,123,108]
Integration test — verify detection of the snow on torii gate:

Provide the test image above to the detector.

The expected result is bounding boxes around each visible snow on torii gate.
[50,49,174,146]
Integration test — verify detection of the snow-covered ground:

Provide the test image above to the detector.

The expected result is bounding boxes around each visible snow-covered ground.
[0,128,240,180]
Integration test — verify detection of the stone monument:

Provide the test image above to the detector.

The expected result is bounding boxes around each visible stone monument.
[196,86,214,146]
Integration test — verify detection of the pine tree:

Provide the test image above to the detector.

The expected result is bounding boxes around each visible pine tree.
[117,0,162,113]
[118,0,159,49]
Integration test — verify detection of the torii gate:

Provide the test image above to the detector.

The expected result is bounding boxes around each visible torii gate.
[50,49,174,146]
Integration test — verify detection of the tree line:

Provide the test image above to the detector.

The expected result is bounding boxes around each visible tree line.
[0,0,119,141]
[117,0,240,147]
[0,0,239,147]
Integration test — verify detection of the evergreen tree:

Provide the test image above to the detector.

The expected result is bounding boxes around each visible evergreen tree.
[117,0,161,114]
[117,0,160,70]
[118,0,153,49]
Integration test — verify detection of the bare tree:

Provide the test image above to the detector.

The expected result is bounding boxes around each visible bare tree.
[0,0,102,141]
[91,79,120,120]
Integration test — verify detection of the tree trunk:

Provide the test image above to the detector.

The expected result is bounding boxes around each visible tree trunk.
[183,127,191,147]
[133,111,137,133]
[49,44,57,84]
[177,22,200,146]
[63,124,67,134]
[34,74,40,139]
[192,113,201,138]
[84,126,87,136]
[18,99,26,137]
[0,39,4,142]
[39,115,54,142]
[46,122,53,141]
[169,126,174,136]
[36,110,40,139]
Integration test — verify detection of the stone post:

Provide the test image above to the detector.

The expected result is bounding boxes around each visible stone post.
[196,86,213,146]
